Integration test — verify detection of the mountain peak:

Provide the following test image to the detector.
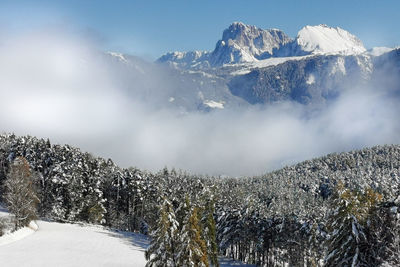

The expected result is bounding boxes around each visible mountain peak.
[230,21,247,28]
[210,22,292,65]
[157,23,369,69]
[223,22,264,41]
[223,22,288,41]
[295,24,366,55]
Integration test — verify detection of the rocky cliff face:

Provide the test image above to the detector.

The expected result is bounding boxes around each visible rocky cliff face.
[209,22,292,65]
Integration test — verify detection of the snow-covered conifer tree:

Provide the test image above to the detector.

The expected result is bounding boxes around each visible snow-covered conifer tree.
[177,196,209,267]
[201,198,219,267]
[325,184,382,266]
[145,196,179,266]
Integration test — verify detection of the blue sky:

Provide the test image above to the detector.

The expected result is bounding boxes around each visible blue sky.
[0,0,399,59]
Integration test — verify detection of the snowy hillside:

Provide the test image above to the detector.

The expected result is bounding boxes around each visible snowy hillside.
[293,24,366,55]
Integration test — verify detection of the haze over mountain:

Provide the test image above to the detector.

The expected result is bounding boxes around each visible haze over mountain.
[0,22,399,176]
[155,22,396,109]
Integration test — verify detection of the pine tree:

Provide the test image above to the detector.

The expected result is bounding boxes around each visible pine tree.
[201,199,219,267]
[177,196,209,267]
[145,196,179,267]
[325,183,382,266]
[369,203,400,266]
[4,157,39,230]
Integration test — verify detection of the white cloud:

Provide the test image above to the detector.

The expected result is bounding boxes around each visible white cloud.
[1,29,399,177]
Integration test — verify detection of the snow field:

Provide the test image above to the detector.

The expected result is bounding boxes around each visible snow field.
[0,220,149,267]
[0,221,38,246]
[0,218,255,266]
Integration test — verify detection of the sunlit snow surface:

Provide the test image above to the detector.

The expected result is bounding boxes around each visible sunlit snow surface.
[230,55,310,75]
[296,24,366,55]
[204,100,225,109]
[0,221,38,246]
[0,216,253,267]
[0,220,149,267]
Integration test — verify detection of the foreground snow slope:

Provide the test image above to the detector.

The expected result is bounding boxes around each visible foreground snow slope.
[0,219,254,267]
[0,220,148,267]
[0,221,38,246]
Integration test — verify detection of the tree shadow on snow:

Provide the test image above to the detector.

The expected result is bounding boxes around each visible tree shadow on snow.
[95,227,253,266]
[96,228,149,252]
[218,257,256,267]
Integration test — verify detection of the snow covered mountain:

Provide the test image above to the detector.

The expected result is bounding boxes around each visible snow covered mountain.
[209,22,292,65]
[105,22,399,111]
[157,50,211,69]
[158,23,366,68]
[104,51,249,111]
[158,22,291,68]
[110,50,399,112]
[291,24,366,56]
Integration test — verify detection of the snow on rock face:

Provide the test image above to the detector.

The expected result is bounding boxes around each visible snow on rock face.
[157,23,371,70]
[159,51,209,62]
[203,100,224,109]
[294,24,366,56]
[157,50,211,69]
[330,57,347,76]
[306,74,315,85]
[158,22,292,68]
[107,51,128,63]
[210,22,292,66]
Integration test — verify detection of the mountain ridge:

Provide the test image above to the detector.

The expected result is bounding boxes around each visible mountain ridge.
[106,24,399,112]
[157,22,368,68]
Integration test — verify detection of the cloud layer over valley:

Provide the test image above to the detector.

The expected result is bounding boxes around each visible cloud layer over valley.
[1,30,399,176]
